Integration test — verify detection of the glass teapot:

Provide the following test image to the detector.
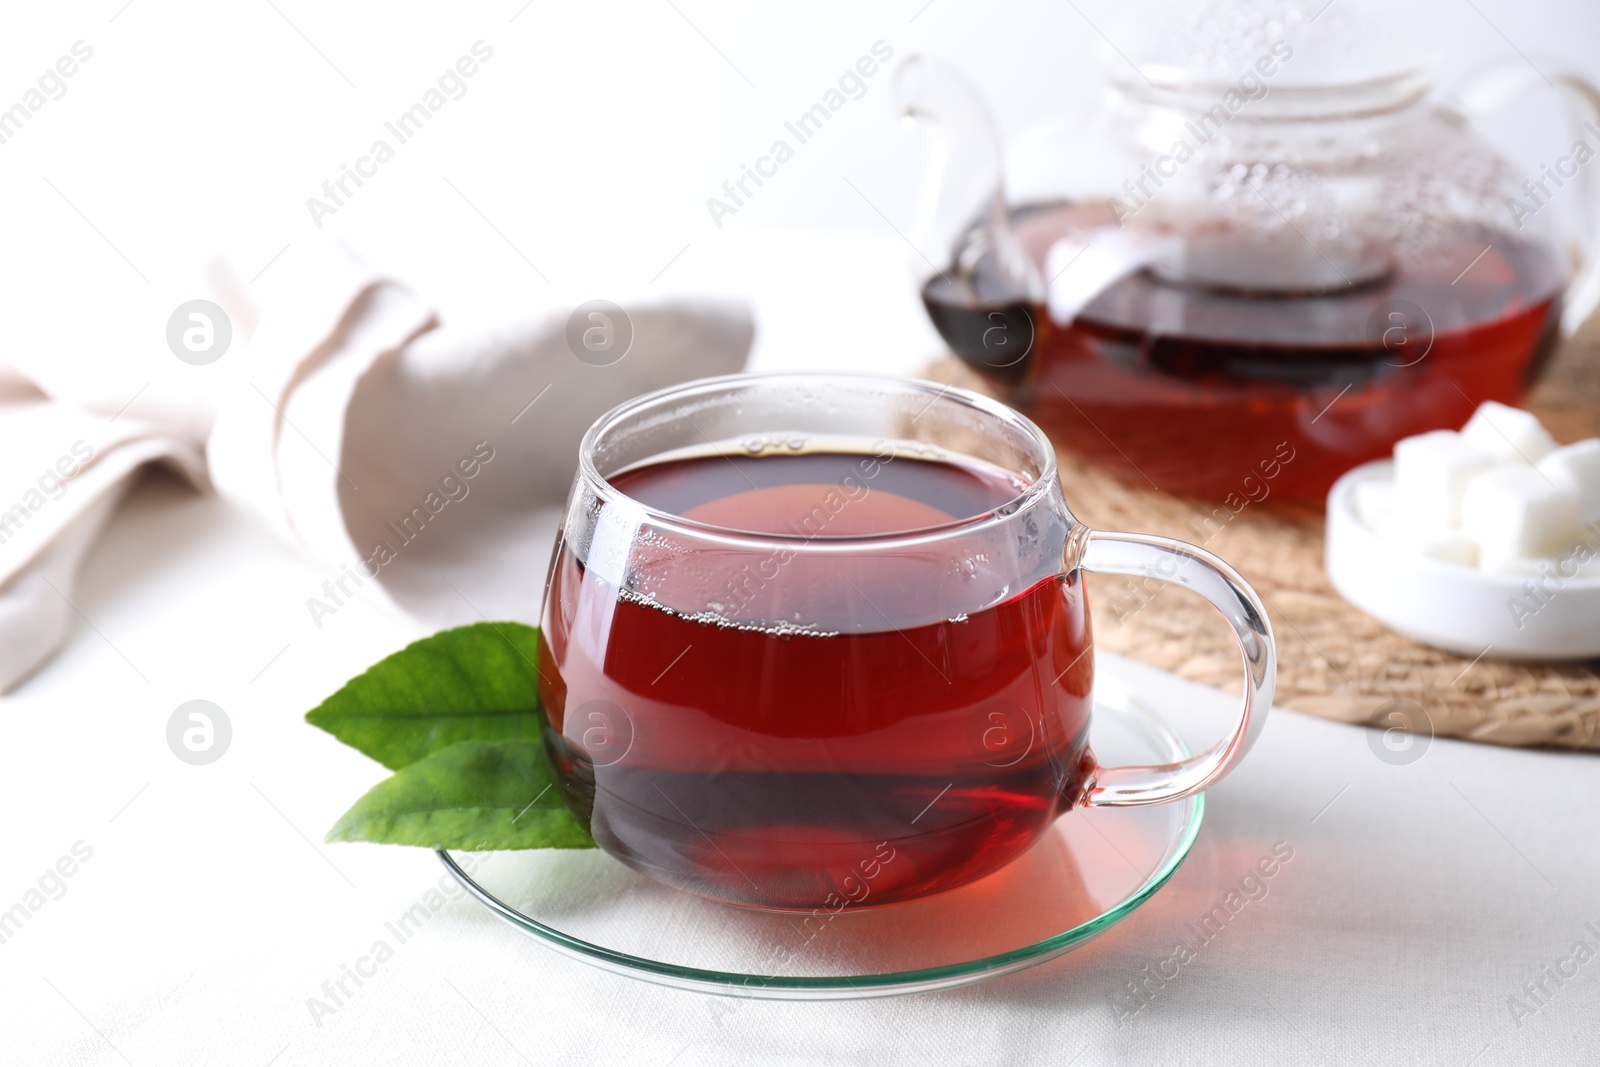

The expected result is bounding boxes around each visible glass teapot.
[899,2,1600,502]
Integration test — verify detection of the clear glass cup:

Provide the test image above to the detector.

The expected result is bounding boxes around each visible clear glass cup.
[535,372,1274,911]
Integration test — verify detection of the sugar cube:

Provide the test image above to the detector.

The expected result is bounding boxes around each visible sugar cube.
[1417,531,1479,568]
[1393,430,1495,529]
[1460,465,1581,571]
[1460,401,1557,464]
[1536,438,1600,523]
[1352,479,1393,531]
[1371,512,1408,542]
[1370,513,1479,566]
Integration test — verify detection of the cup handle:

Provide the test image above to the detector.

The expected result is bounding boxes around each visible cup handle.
[1075,529,1275,807]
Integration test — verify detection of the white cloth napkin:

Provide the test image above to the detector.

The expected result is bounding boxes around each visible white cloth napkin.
[0,242,753,691]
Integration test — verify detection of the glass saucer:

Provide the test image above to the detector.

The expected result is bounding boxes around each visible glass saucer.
[440,671,1202,1000]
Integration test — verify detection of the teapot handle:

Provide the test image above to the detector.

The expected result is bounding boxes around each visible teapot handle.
[1451,62,1600,335]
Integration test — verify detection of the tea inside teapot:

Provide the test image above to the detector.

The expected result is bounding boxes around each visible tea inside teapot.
[923,200,1564,502]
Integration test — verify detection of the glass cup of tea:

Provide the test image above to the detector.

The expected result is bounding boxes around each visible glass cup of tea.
[536,372,1274,910]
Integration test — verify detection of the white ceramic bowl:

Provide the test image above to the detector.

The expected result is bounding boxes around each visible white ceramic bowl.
[1325,460,1600,661]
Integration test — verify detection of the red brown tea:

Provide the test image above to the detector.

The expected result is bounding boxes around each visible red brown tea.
[924,202,1564,501]
[536,449,1095,910]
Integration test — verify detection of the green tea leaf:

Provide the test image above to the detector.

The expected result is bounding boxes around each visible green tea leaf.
[306,621,544,770]
[326,740,594,850]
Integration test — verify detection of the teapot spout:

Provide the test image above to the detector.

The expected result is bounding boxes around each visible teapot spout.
[896,56,1040,303]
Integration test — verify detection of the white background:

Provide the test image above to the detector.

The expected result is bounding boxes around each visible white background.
[4,2,1600,1065]
[3,0,1599,389]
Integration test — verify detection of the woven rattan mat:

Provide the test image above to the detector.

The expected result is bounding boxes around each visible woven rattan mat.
[922,322,1600,751]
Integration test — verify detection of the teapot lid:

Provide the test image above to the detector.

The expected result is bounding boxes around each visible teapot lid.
[1102,0,1439,114]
